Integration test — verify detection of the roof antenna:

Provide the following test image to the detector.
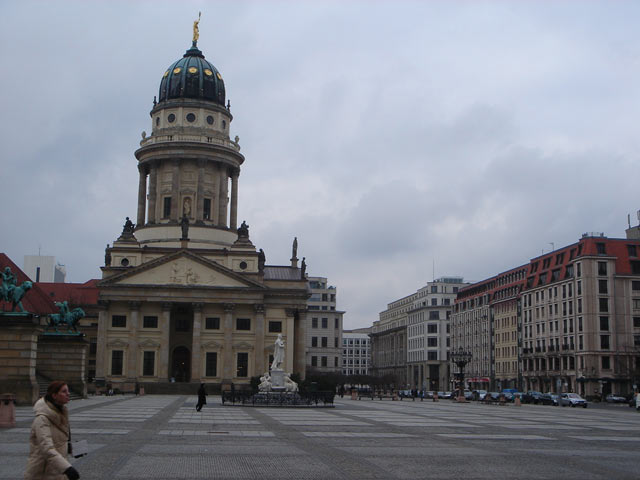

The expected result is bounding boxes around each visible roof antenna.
[549,242,554,252]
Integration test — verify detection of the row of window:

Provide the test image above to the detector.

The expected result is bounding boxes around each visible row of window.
[111,315,282,333]
[310,356,339,367]
[311,317,340,329]
[111,350,248,378]
[311,336,338,348]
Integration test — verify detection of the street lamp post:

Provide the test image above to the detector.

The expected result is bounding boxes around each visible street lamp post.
[451,347,472,402]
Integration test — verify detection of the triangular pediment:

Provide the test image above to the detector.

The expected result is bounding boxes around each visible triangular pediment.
[107,339,128,348]
[201,340,223,350]
[99,250,264,289]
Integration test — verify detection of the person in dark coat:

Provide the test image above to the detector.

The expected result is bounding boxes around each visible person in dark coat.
[196,383,207,412]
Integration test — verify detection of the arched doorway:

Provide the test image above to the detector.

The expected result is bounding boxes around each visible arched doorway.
[171,346,191,382]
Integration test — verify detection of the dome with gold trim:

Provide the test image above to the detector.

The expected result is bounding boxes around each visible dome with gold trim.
[158,43,225,105]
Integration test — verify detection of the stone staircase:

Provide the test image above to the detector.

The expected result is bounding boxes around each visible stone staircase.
[36,373,83,400]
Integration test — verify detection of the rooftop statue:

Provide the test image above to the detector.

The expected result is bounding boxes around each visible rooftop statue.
[1,266,33,312]
[237,220,249,238]
[193,12,201,45]
[48,300,85,333]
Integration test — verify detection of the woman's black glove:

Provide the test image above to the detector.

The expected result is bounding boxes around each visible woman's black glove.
[64,466,80,480]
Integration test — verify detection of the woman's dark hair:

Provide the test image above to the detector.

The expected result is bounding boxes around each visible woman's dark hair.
[47,381,68,396]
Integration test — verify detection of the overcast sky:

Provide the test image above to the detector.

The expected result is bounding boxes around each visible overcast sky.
[1,1,639,328]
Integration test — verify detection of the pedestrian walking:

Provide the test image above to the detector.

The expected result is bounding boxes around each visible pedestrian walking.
[24,381,80,480]
[196,383,207,412]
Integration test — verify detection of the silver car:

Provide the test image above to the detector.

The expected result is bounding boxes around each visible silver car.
[560,393,588,408]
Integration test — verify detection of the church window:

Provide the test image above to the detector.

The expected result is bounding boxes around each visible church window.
[236,352,248,377]
[167,113,176,123]
[205,317,220,330]
[236,318,251,330]
[111,315,126,328]
[222,120,227,130]
[143,316,158,329]
[186,113,196,123]
[142,351,155,376]
[163,197,171,218]
[205,352,217,377]
[203,198,212,220]
[120,258,129,267]
[268,321,282,333]
[111,350,123,376]
[239,261,247,270]
[206,115,214,125]
[155,117,160,126]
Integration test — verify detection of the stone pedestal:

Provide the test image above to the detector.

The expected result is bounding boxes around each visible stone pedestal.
[37,334,89,398]
[0,312,42,405]
[0,393,16,428]
[271,369,285,391]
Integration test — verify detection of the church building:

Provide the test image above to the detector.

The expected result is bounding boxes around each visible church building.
[96,29,309,392]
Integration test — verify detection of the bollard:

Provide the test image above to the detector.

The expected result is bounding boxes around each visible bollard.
[0,393,16,428]
[139,387,145,396]
[514,394,521,406]
[351,390,357,401]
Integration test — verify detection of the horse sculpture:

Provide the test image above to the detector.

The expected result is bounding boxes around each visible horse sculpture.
[48,305,85,333]
[0,277,32,312]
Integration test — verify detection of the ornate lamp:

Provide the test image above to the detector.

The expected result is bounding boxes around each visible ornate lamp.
[451,347,472,402]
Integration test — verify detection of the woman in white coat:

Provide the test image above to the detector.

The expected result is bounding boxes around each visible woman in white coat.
[24,381,80,480]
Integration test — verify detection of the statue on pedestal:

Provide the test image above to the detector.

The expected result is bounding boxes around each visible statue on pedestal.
[0,266,32,312]
[271,334,285,371]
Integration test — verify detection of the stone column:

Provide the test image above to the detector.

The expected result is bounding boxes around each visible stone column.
[171,159,180,221]
[136,165,147,226]
[212,166,220,226]
[292,309,307,380]
[95,301,109,384]
[158,303,171,380]
[222,303,234,381]
[191,303,203,381]
[127,301,140,379]
[229,170,239,230]
[196,159,205,222]
[148,163,158,223]
[218,167,228,228]
[254,304,265,375]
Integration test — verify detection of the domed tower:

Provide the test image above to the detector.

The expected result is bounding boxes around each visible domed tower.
[133,35,243,249]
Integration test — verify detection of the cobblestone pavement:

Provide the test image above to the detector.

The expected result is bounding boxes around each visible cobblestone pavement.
[2,395,639,479]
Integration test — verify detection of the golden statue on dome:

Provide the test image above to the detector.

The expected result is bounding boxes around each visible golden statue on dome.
[193,12,201,45]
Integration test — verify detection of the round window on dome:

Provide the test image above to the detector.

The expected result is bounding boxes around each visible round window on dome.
[188,67,198,74]
[216,72,222,80]
[163,70,169,78]
[173,67,181,74]
[121,258,130,267]
[168,113,176,123]
[186,113,196,123]
[239,261,248,270]
[207,116,214,125]
[204,69,213,76]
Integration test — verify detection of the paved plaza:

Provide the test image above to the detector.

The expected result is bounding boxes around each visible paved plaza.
[2,395,639,479]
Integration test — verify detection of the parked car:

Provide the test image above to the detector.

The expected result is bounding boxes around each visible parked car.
[522,391,543,404]
[463,389,474,400]
[560,393,588,408]
[539,393,559,406]
[605,394,627,403]
[472,389,488,401]
[501,391,514,402]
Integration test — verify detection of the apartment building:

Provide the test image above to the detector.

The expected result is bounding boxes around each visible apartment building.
[342,328,371,376]
[406,277,468,391]
[306,276,344,374]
